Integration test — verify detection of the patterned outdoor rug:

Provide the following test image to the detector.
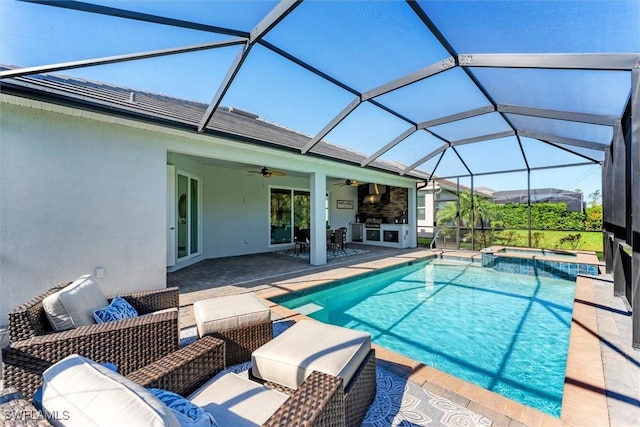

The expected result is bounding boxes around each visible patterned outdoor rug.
[180,322,491,427]
[274,247,369,259]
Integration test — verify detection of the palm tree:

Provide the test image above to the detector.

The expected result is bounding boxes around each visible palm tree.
[437,193,501,248]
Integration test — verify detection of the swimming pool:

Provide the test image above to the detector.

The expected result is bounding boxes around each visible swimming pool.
[273,259,576,417]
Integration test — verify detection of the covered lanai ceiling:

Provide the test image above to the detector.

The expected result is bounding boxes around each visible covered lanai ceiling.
[1,0,638,184]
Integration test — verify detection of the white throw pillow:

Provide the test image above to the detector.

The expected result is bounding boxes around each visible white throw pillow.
[42,354,179,427]
[42,274,109,331]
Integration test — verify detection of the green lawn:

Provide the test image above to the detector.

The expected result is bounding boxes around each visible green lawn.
[495,230,602,252]
[419,229,604,258]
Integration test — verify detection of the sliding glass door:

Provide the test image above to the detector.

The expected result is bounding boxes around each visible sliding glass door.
[177,171,201,261]
[270,188,310,245]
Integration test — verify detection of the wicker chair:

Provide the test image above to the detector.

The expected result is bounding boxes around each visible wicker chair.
[252,348,376,427]
[2,283,180,400]
[1,337,346,426]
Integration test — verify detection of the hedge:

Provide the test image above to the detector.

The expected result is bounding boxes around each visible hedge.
[495,203,586,231]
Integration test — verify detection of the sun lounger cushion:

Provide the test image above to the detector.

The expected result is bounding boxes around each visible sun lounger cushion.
[251,319,371,390]
[41,354,179,427]
[42,274,108,331]
[188,371,288,427]
[194,293,271,337]
[93,296,139,323]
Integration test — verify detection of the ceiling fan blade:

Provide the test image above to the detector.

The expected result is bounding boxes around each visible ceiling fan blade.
[270,170,286,176]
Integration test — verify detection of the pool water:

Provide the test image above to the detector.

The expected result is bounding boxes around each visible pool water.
[497,247,578,259]
[275,259,576,417]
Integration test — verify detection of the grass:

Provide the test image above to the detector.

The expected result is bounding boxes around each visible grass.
[495,230,602,252]
[419,229,604,259]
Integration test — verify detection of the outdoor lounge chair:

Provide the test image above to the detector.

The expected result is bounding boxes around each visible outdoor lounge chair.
[251,320,377,427]
[0,336,346,426]
[2,281,180,400]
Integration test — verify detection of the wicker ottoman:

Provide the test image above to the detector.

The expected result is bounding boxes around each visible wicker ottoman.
[193,293,272,366]
[250,320,376,427]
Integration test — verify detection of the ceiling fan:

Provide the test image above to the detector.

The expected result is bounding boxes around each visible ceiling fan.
[334,179,360,187]
[248,166,286,178]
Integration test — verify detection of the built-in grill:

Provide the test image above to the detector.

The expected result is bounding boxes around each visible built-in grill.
[364,218,382,228]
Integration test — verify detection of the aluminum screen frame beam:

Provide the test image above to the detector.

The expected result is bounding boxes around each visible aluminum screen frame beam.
[361,57,456,101]
[19,0,249,37]
[459,53,640,71]
[418,105,495,129]
[197,0,301,133]
[362,105,495,168]
[498,104,619,127]
[432,161,597,181]
[0,38,248,79]
[401,144,448,175]
[450,130,515,147]
[361,126,417,167]
[406,1,528,174]
[301,96,361,154]
[302,57,454,155]
[517,130,610,151]
[197,43,251,132]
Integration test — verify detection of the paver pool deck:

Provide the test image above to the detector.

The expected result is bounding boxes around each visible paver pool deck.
[169,245,640,426]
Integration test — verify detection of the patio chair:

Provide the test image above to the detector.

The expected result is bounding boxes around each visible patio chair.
[2,279,180,400]
[294,228,310,255]
[6,336,345,426]
[329,227,347,255]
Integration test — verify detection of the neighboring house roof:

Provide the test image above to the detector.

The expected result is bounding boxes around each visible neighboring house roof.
[417,177,495,198]
[493,188,584,211]
[0,65,430,182]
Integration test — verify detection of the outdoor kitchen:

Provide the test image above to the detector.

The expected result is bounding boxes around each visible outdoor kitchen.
[352,184,411,248]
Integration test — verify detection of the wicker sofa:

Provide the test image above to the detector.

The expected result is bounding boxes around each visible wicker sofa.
[1,336,346,426]
[2,283,180,400]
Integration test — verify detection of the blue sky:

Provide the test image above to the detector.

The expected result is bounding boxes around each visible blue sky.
[2,0,637,198]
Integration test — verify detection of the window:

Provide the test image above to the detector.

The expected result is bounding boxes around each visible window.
[325,193,330,227]
[270,188,310,245]
[417,194,426,221]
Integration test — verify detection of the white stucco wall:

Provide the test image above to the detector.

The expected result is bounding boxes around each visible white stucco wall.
[1,103,167,325]
[1,96,419,325]
[327,185,359,241]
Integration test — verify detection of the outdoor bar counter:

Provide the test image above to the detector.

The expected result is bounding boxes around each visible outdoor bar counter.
[352,223,410,248]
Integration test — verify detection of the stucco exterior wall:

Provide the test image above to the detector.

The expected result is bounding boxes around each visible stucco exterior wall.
[1,104,167,325]
[1,97,419,325]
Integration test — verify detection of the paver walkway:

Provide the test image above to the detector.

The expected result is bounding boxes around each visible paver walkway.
[169,245,640,426]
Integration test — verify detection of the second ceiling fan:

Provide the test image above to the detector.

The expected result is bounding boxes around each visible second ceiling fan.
[335,179,360,187]
[249,167,286,178]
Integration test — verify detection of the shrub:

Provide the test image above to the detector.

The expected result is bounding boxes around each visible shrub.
[559,233,583,249]
[532,232,544,247]
[584,205,602,231]
[495,203,585,231]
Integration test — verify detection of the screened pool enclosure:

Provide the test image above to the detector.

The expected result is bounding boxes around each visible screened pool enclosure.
[1,1,638,345]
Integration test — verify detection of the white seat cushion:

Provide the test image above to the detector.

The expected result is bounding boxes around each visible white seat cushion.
[42,354,179,427]
[251,320,371,390]
[42,274,108,331]
[188,371,288,427]
[193,294,271,337]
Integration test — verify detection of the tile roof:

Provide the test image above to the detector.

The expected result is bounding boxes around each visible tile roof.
[0,65,429,181]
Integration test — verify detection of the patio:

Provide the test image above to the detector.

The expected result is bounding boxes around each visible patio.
[1,1,639,425]
[169,248,639,427]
